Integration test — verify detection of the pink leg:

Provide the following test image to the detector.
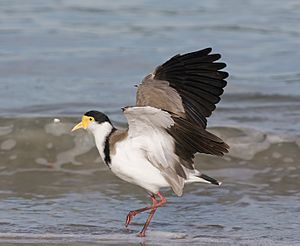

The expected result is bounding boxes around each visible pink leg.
[138,192,167,237]
[125,194,157,227]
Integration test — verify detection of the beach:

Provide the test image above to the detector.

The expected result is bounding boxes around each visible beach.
[0,0,300,245]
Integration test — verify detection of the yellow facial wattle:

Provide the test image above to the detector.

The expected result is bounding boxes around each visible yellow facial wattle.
[71,115,95,132]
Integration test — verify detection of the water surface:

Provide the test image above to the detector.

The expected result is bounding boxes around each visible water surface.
[0,0,300,245]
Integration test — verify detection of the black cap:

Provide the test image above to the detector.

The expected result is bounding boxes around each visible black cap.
[84,110,111,124]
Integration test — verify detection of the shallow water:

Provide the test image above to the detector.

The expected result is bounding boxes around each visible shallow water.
[0,118,299,245]
[0,0,300,245]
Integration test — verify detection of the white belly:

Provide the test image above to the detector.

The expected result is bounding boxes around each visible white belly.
[109,139,170,194]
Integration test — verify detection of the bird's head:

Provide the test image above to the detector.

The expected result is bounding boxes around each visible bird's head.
[71,110,113,134]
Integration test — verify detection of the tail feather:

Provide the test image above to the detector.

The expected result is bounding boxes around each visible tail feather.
[198,173,222,186]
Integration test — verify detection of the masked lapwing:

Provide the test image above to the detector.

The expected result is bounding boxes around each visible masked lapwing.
[72,47,229,237]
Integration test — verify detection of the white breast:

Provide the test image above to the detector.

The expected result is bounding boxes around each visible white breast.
[110,136,170,194]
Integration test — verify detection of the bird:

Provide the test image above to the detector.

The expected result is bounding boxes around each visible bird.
[71,47,229,237]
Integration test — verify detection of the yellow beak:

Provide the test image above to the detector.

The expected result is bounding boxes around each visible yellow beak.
[71,121,84,132]
[71,116,90,132]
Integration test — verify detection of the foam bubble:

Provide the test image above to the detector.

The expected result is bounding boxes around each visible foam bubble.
[35,158,48,165]
[1,139,16,150]
[0,125,13,136]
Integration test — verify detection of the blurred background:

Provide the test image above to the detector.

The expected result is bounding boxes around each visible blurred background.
[0,0,299,245]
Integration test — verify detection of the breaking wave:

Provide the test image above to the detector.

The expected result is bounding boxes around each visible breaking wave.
[0,117,298,173]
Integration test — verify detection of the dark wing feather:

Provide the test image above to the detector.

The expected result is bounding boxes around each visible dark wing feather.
[167,115,229,169]
[136,48,228,128]
[135,48,229,166]
[153,47,228,128]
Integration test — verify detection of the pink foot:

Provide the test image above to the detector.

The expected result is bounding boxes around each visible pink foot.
[125,210,137,227]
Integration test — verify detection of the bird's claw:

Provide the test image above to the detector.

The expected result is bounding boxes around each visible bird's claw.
[137,231,146,237]
[125,211,136,227]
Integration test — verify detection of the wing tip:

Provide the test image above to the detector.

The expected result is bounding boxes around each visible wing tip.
[203,47,212,53]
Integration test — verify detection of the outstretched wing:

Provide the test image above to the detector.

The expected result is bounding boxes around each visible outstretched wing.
[125,49,229,194]
[136,47,228,128]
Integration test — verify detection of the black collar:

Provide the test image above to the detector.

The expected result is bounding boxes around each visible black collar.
[103,127,116,167]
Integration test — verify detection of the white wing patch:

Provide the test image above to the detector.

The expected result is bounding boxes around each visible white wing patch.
[124,106,175,136]
[123,106,185,195]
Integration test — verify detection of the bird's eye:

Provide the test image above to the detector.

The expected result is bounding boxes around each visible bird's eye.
[89,118,93,121]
